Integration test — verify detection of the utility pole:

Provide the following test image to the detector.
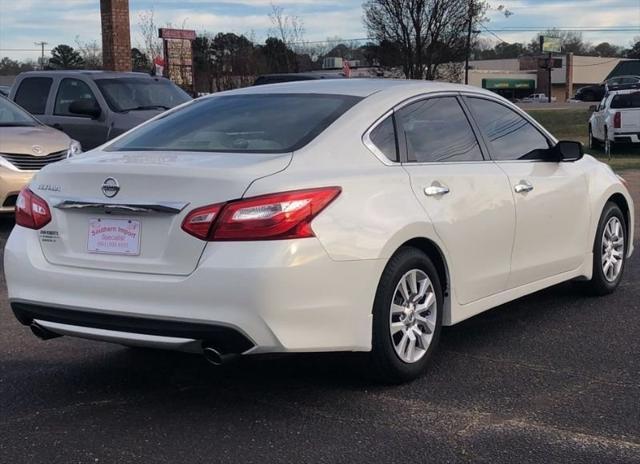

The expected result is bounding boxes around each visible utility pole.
[547,51,552,103]
[34,42,48,70]
[464,0,474,85]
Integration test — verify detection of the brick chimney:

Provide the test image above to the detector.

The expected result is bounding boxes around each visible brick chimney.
[100,0,132,72]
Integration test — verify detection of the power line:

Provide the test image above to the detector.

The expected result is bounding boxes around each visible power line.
[480,24,507,43]
[483,27,639,32]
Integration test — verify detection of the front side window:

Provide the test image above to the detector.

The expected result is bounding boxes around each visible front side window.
[466,98,550,161]
[14,77,52,114]
[107,93,362,153]
[368,115,398,162]
[54,78,98,116]
[95,78,190,112]
[397,97,483,163]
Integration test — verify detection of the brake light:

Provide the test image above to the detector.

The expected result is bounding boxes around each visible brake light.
[182,187,341,241]
[181,203,223,240]
[15,187,51,230]
[614,111,621,129]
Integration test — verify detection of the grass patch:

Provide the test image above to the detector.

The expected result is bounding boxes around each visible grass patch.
[526,108,640,171]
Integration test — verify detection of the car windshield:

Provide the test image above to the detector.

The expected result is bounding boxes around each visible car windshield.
[107,93,362,153]
[95,77,191,112]
[0,96,38,126]
[611,92,640,109]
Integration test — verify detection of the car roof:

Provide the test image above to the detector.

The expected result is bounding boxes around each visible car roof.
[607,75,640,80]
[209,78,497,99]
[17,70,159,80]
[257,72,344,79]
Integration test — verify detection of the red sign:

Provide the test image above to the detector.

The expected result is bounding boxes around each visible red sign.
[159,28,196,41]
[343,59,351,78]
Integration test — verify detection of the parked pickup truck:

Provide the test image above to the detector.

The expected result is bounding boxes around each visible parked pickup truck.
[9,71,191,150]
[519,93,557,103]
[589,83,640,156]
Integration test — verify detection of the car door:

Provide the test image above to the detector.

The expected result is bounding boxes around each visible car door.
[591,98,603,141]
[464,96,591,289]
[397,95,516,305]
[50,77,109,149]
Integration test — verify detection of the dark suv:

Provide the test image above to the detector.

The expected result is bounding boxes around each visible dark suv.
[575,75,640,102]
[9,71,191,150]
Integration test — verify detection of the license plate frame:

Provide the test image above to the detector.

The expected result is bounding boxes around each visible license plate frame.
[87,218,141,256]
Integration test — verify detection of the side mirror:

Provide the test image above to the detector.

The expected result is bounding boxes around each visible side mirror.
[589,105,597,112]
[69,99,101,119]
[554,140,584,162]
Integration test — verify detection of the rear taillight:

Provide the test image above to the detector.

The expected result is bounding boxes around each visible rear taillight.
[15,187,51,230]
[613,111,621,129]
[181,203,223,240]
[181,187,341,241]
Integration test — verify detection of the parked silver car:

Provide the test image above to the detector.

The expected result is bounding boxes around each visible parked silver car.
[9,71,191,150]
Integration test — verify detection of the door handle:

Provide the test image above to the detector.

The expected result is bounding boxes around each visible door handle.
[424,184,450,197]
[514,180,534,194]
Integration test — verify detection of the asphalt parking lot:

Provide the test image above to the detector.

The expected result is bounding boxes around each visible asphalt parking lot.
[1,172,638,464]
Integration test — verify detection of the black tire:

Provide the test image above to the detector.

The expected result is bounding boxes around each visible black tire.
[588,125,600,149]
[368,247,443,384]
[585,202,627,296]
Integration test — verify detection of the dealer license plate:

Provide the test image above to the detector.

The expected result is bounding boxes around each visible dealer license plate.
[87,218,141,256]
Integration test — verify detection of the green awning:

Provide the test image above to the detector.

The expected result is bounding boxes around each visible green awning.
[482,79,535,90]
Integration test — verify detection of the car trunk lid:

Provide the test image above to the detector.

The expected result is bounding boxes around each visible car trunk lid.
[34,150,291,275]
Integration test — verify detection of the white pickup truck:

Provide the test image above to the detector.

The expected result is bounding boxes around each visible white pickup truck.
[589,84,640,156]
[520,93,557,103]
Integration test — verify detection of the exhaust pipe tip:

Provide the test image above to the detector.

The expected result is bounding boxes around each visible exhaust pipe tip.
[203,346,225,366]
[202,346,239,366]
[30,322,61,341]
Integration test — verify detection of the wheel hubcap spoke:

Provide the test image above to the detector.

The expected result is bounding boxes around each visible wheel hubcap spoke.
[389,269,437,364]
[601,217,625,282]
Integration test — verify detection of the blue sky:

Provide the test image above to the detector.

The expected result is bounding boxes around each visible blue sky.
[0,0,638,61]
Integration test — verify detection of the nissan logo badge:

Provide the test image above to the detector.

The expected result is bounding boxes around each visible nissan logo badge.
[101,177,120,198]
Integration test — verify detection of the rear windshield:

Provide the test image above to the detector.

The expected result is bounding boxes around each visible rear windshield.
[611,92,640,109]
[107,93,362,153]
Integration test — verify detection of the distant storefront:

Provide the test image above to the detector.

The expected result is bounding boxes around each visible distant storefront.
[481,78,536,100]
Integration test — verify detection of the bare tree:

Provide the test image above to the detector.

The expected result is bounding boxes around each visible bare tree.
[75,36,102,69]
[268,3,305,71]
[137,9,163,61]
[363,0,487,79]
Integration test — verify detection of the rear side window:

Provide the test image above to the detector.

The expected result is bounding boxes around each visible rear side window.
[397,97,483,163]
[108,94,362,153]
[466,98,550,161]
[368,116,398,162]
[14,77,52,114]
[611,92,640,109]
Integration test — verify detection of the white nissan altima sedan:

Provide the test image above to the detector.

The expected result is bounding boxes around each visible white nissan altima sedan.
[4,79,635,383]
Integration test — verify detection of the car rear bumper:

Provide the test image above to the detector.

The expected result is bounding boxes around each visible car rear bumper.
[612,132,640,144]
[4,226,383,354]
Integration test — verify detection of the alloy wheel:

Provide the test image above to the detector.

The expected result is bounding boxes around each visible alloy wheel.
[601,216,625,282]
[389,269,437,364]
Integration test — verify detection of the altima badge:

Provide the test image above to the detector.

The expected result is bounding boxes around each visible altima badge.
[101,177,120,198]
